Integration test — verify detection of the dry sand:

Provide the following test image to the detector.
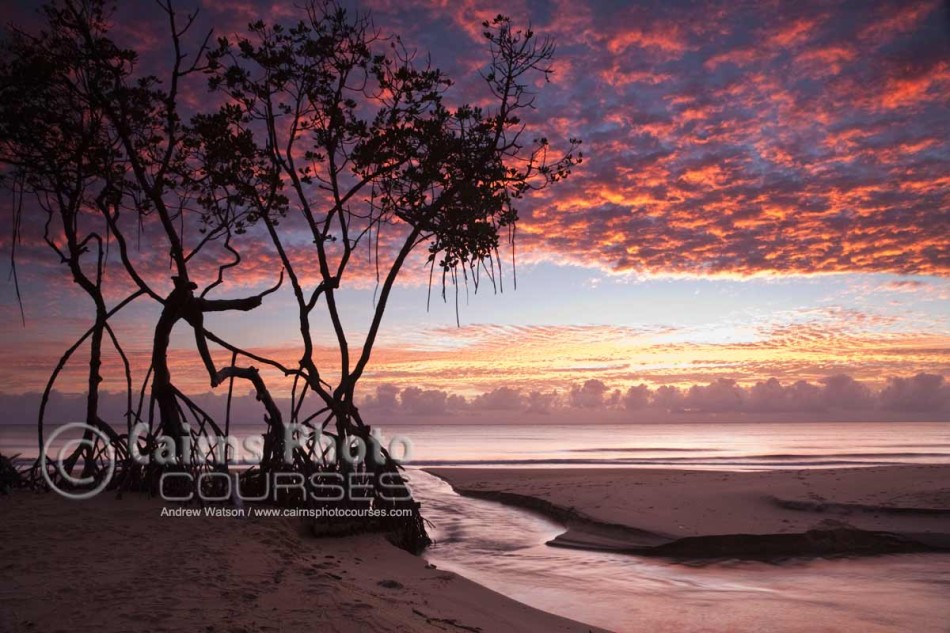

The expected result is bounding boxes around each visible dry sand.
[0,492,600,633]
[426,465,950,559]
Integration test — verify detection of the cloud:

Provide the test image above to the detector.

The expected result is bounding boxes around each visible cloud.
[622,384,651,410]
[565,372,943,415]
[4,373,946,435]
[5,0,946,314]
[569,379,608,408]
[456,372,949,415]
[651,385,685,412]
[361,384,400,410]
[684,378,746,412]
[506,0,950,278]
[366,386,469,416]
[471,386,524,411]
[747,378,823,412]
[2,0,948,418]
[819,374,874,409]
[395,386,450,416]
[879,373,949,412]
[524,390,561,414]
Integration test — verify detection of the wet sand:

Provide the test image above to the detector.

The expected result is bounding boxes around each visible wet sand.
[426,465,950,559]
[0,492,600,633]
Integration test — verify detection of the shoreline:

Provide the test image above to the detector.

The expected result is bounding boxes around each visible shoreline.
[425,465,950,560]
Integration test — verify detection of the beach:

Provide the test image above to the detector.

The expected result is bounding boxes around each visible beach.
[426,465,950,558]
[0,492,599,633]
[2,465,949,632]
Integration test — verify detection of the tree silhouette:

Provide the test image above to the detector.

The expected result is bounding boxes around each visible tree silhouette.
[0,0,580,551]
[2,0,290,497]
[0,0,137,482]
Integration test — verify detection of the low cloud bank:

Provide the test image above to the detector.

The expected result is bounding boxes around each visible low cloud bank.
[360,373,949,416]
[1,373,946,431]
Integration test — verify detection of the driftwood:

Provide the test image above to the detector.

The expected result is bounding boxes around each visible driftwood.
[0,453,30,494]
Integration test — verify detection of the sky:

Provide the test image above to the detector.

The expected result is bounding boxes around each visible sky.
[0,0,948,420]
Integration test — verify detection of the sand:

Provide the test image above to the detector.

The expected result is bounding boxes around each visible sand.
[0,492,600,633]
[426,465,950,559]
[4,466,948,631]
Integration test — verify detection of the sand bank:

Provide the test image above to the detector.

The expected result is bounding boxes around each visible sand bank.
[425,465,950,559]
[0,493,600,632]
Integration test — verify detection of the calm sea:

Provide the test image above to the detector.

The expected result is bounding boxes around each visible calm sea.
[4,420,948,469]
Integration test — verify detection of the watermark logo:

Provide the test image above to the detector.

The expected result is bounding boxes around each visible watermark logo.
[41,422,116,500]
[40,421,413,502]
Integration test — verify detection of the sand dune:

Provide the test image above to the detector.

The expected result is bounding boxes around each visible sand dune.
[426,465,950,559]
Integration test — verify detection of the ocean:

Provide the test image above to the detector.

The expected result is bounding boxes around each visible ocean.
[6,420,948,469]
